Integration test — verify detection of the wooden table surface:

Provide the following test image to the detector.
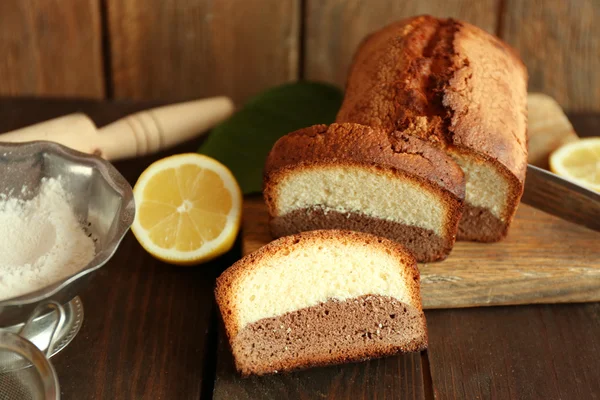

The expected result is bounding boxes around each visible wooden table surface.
[1,98,599,400]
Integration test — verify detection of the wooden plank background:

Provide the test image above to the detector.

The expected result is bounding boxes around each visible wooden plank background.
[304,0,499,88]
[106,0,299,102]
[0,0,598,109]
[0,0,104,98]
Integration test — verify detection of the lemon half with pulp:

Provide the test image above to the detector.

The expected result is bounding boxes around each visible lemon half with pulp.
[549,137,600,192]
[132,153,242,265]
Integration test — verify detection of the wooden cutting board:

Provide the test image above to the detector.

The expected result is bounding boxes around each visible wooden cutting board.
[242,197,600,309]
[240,93,599,309]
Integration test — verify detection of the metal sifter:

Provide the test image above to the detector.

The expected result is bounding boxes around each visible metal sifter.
[0,303,63,399]
[0,141,135,398]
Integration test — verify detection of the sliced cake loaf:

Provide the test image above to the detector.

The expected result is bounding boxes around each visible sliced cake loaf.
[336,16,528,242]
[264,122,464,262]
[215,230,428,376]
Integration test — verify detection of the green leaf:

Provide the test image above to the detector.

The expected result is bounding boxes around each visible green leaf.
[199,82,343,194]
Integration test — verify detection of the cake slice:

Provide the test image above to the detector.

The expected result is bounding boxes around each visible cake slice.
[264,122,464,262]
[215,230,428,376]
[336,16,528,242]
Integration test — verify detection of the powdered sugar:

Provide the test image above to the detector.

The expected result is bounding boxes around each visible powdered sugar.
[0,177,96,301]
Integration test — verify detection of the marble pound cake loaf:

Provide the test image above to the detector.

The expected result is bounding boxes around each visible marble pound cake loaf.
[337,16,528,241]
[215,230,428,376]
[264,123,465,262]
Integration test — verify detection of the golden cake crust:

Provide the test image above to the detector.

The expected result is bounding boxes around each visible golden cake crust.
[265,122,465,199]
[336,15,528,241]
[444,21,527,181]
[337,15,527,180]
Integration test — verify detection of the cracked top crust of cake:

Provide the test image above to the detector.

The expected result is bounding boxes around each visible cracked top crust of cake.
[215,230,423,338]
[265,123,464,198]
[337,15,527,183]
[264,123,464,238]
[336,15,527,233]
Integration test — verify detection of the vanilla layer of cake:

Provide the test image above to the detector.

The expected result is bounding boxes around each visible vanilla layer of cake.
[273,165,447,237]
[450,152,509,221]
[231,234,415,330]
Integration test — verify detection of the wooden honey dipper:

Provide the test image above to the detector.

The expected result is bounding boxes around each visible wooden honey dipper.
[0,97,234,161]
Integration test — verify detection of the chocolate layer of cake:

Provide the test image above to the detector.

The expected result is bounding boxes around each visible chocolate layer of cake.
[270,207,449,262]
[457,204,507,242]
[232,294,427,376]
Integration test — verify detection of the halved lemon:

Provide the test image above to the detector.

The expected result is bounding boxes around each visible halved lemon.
[131,153,242,265]
[549,137,600,192]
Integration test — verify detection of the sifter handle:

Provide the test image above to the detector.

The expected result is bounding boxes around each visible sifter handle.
[18,301,66,357]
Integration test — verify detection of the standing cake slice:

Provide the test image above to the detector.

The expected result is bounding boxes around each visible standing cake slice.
[215,230,428,376]
[264,123,464,262]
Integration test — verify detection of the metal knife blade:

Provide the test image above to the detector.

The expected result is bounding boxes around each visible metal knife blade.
[522,164,600,232]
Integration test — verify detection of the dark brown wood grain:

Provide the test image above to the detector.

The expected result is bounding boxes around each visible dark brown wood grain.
[304,0,499,88]
[569,113,600,138]
[0,1,104,98]
[501,0,600,111]
[51,237,223,400]
[213,328,425,400]
[0,0,597,115]
[0,98,235,400]
[106,0,300,104]
[426,303,600,399]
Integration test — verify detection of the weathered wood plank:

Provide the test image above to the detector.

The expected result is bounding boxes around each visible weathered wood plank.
[0,0,104,98]
[426,303,600,399]
[213,327,425,400]
[106,0,299,104]
[304,0,499,87]
[501,0,600,111]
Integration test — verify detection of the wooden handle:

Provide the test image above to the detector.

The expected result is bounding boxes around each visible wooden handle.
[97,96,234,160]
[527,93,579,168]
[0,96,234,161]
[0,113,99,154]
